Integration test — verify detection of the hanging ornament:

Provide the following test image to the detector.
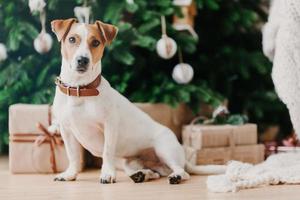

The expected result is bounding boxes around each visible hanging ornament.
[29,0,46,13]
[172,0,198,39]
[30,1,53,54]
[34,11,52,54]
[0,43,7,62]
[34,31,53,54]
[172,63,194,84]
[156,16,177,59]
[172,48,194,84]
[156,35,177,59]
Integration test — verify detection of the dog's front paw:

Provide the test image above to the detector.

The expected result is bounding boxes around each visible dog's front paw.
[54,171,77,181]
[100,170,116,184]
[168,171,190,184]
[168,174,182,184]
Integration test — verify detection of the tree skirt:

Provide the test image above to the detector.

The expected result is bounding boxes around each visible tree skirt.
[207,152,300,192]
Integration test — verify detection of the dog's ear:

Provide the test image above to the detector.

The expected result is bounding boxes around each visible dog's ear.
[95,21,118,45]
[51,18,77,42]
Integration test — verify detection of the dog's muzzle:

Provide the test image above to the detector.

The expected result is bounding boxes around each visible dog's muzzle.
[76,56,89,73]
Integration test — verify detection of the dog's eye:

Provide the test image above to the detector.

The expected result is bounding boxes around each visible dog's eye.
[69,37,76,44]
[92,40,100,47]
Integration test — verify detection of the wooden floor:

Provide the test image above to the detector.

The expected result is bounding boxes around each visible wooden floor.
[1,156,300,200]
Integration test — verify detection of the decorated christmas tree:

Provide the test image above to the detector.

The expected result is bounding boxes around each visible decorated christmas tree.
[0,0,288,153]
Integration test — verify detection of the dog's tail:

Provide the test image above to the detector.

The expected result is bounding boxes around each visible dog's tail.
[185,161,226,175]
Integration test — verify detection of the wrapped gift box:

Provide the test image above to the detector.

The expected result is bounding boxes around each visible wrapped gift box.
[183,119,264,165]
[182,123,257,149]
[9,104,84,174]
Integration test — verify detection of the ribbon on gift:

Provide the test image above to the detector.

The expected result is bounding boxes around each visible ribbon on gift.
[185,116,235,149]
[35,105,62,173]
[35,122,62,173]
[191,104,248,125]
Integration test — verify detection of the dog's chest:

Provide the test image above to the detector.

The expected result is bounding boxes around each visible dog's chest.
[59,99,107,156]
[60,98,107,125]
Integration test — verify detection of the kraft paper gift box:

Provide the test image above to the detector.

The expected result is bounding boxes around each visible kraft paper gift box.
[9,104,84,174]
[182,122,258,150]
[183,119,264,165]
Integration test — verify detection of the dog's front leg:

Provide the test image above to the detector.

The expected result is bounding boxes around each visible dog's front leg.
[100,114,119,184]
[54,126,83,181]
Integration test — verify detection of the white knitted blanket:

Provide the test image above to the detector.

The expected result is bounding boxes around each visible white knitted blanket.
[207,152,300,192]
[265,0,300,138]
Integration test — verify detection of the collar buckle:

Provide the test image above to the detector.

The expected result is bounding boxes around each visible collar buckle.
[76,86,80,97]
[66,86,70,96]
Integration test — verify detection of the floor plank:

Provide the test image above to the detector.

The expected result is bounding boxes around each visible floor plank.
[1,156,300,200]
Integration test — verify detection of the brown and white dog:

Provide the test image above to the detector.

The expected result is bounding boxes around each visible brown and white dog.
[50,18,226,184]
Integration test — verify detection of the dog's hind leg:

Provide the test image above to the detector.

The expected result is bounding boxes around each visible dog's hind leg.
[154,129,190,184]
[123,158,160,183]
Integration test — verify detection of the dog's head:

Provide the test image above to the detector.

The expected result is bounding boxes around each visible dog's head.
[51,18,118,75]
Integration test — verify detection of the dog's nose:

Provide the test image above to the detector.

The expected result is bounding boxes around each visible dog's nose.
[77,56,90,67]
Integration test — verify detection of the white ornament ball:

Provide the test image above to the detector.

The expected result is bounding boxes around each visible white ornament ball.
[156,35,177,59]
[0,43,7,62]
[34,32,53,54]
[126,0,135,4]
[29,0,46,12]
[172,63,194,84]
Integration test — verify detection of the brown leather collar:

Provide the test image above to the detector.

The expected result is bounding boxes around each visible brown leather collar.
[55,75,101,97]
